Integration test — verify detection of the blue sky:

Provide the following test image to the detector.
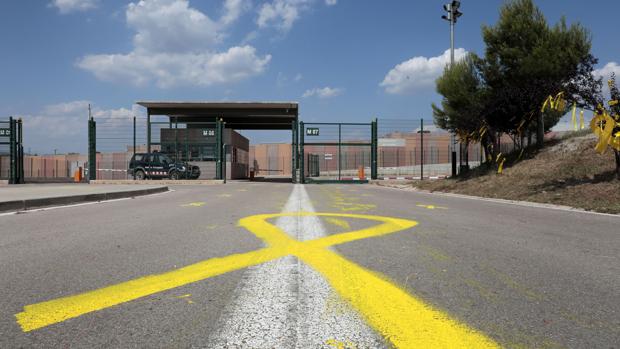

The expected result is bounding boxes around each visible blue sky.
[1,0,619,153]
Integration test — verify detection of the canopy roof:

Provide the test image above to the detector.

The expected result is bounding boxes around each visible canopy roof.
[137,101,298,130]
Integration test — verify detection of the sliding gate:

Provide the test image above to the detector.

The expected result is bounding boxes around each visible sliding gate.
[299,121,377,183]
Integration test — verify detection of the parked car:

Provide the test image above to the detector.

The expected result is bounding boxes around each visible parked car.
[128,152,200,180]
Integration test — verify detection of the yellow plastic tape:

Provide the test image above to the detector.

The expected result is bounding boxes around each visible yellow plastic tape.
[571,103,577,131]
[497,158,506,174]
[590,111,620,153]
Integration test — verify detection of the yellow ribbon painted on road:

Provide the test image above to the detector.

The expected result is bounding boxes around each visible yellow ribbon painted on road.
[15,213,499,348]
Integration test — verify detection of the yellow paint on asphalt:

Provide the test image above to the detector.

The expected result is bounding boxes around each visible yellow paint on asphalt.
[325,217,351,230]
[176,294,195,304]
[182,202,206,207]
[416,204,447,210]
[326,338,357,349]
[16,212,499,348]
[327,189,376,212]
[419,244,451,262]
[206,224,218,230]
[16,247,286,332]
[217,194,232,198]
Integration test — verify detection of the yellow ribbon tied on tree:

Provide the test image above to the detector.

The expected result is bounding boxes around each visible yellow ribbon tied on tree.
[541,92,566,113]
[590,110,620,153]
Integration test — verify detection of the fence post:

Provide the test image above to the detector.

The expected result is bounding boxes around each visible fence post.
[9,117,15,184]
[18,119,23,183]
[420,119,424,180]
[338,124,342,180]
[300,122,305,183]
[292,120,297,183]
[146,110,151,153]
[133,116,136,180]
[371,118,378,180]
[88,116,96,181]
[216,118,222,180]
[222,144,227,184]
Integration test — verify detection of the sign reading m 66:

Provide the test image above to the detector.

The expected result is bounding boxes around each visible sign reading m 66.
[202,129,215,137]
[0,128,10,137]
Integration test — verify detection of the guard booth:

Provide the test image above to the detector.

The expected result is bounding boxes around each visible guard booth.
[138,102,299,182]
[0,117,24,184]
[299,121,378,183]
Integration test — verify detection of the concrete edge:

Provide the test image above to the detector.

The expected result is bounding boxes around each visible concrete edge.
[0,186,169,213]
[90,180,224,185]
[371,182,620,218]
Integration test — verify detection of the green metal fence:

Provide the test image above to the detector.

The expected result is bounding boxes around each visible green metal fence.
[299,121,377,183]
[0,117,24,184]
[88,114,227,180]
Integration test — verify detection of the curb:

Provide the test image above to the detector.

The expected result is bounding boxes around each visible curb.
[0,186,169,213]
[371,183,620,218]
[90,180,223,185]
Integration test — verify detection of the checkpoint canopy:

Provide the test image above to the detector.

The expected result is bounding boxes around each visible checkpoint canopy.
[136,101,299,181]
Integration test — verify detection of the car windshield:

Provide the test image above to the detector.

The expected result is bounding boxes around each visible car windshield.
[159,154,173,165]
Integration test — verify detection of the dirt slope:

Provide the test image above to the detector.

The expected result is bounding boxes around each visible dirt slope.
[405,133,620,214]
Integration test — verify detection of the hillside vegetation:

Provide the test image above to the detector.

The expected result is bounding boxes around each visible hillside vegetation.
[407,133,620,214]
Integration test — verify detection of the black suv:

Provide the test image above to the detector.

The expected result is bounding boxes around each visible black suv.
[128,153,201,180]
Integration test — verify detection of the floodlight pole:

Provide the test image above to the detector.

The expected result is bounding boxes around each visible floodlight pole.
[442,1,462,177]
[450,10,455,66]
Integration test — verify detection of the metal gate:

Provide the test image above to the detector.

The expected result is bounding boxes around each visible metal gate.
[299,121,377,183]
[88,114,226,181]
[0,117,24,184]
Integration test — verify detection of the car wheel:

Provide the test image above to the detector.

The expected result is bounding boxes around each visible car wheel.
[135,170,146,180]
[170,171,180,180]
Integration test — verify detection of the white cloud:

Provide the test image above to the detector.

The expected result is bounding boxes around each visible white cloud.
[50,0,98,14]
[276,72,303,87]
[594,62,620,82]
[20,101,136,153]
[77,0,270,88]
[302,86,343,98]
[594,61,620,96]
[220,0,251,26]
[78,46,270,88]
[325,0,337,5]
[257,0,312,32]
[126,0,221,53]
[380,48,467,95]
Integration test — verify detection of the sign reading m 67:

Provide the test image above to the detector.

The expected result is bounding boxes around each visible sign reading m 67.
[306,128,320,136]
[0,128,10,137]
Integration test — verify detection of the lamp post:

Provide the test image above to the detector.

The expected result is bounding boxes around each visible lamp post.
[442,1,462,177]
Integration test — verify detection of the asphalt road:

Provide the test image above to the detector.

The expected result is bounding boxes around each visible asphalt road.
[0,182,618,348]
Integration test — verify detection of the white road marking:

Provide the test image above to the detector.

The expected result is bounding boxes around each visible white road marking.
[208,184,384,348]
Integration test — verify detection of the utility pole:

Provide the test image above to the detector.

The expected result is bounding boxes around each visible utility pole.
[442,1,463,176]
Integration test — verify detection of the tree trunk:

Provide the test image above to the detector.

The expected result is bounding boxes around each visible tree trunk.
[484,127,499,162]
[481,138,490,163]
[527,131,532,147]
[537,112,544,148]
[615,150,620,180]
[465,141,470,168]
